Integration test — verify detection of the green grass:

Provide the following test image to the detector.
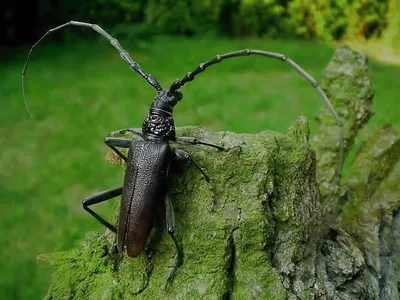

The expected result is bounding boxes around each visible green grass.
[0,36,399,299]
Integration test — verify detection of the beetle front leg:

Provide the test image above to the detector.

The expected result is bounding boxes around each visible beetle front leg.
[174,148,216,206]
[164,194,182,290]
[108,128,144,138]
[104,137,131,162]
[175,136,225,151]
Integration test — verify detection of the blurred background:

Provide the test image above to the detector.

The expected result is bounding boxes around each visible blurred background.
[1,0,399,298]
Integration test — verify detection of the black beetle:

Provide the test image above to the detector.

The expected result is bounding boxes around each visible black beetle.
[22,21,343,289]
[82,88,223,289]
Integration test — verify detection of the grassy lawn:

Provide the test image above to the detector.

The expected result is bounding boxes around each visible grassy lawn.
[0,36,399,299]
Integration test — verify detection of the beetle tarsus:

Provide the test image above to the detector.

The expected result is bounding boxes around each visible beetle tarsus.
[132,248,153,295]
[164,233,183,291]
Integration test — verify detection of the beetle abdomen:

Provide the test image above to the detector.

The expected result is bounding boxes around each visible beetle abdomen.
[117,140,171,257]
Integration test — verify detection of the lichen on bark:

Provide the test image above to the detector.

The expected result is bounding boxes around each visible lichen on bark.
[40,45,400,299]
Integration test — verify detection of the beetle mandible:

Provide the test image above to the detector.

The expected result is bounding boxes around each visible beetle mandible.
[22,21,344,289]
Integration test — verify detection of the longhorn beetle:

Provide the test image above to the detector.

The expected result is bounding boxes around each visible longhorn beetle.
[22,21,344,289]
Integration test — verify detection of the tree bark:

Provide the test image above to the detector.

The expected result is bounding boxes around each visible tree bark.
[39,45,400,300]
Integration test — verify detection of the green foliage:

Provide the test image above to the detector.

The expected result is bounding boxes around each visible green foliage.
[229,0,287,37]
[382,0,400,48]
[346,0,390,39]
[287,0,350,40]
[33,0,393,41]
[78,0,146,25]
[145,0,224,35]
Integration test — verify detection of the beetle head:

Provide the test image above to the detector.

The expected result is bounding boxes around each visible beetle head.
[150,89,183,113]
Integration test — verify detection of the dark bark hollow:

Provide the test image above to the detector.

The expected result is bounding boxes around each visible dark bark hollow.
[39,46,400,300]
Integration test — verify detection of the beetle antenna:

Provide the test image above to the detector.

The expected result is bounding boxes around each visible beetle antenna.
[22,73,34,118]
[169,49,344,175]
[22,21,163,117]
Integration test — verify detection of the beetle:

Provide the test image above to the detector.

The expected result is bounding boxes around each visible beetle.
[22,21,344,289]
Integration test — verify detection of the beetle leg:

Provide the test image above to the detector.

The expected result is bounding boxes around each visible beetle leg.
[174,148,216,206]
[130,246,153,295]
[164,194,182,290]
[104,137,131,162]
[82,187,122,233]
[175,136,225,151]
[107,128,144,138]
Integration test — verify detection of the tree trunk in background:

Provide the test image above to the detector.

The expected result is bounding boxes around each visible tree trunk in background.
[39,45,400,299]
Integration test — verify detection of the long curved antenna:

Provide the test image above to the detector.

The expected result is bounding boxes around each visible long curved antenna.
[22,21,162,118]
[169,49,344,174]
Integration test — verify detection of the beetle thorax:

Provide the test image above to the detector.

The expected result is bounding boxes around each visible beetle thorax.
[141,90,182,140]
[142,109,175,140]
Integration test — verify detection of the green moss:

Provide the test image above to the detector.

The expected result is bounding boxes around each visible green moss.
[311,44,374,196]
[341,125,400,224]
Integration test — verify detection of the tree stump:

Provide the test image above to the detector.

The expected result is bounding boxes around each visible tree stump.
[39,45,400,300]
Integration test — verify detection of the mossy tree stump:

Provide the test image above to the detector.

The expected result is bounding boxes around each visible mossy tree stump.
[40,46,400,299]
